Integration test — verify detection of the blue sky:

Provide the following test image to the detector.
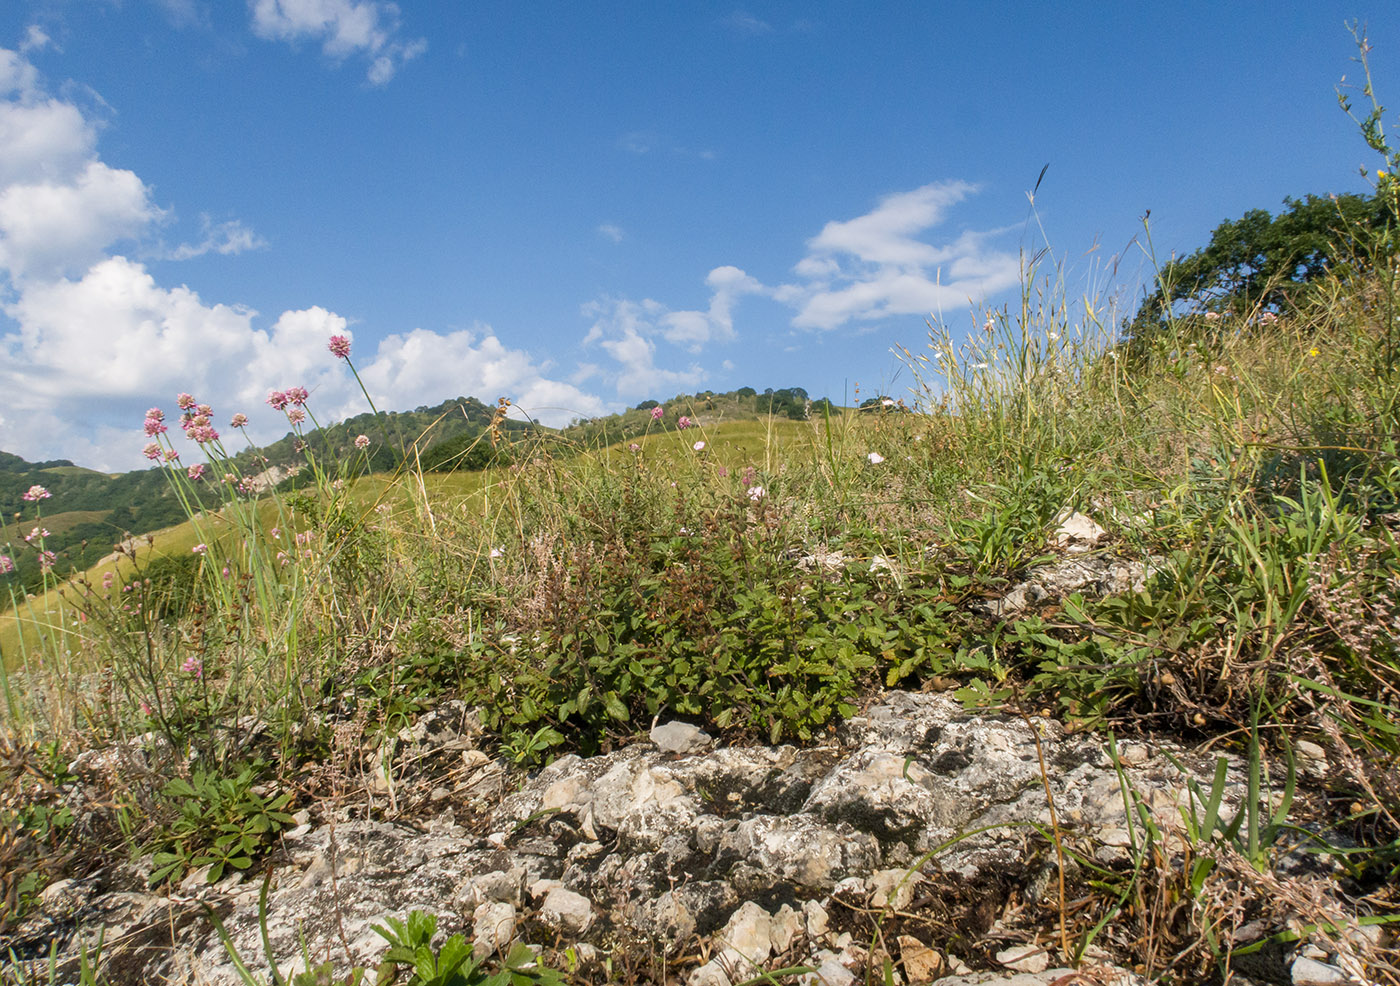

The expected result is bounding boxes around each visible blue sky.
[1,2,1397,470]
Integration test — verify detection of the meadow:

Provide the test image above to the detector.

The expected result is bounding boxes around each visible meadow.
[4,49,1400,986]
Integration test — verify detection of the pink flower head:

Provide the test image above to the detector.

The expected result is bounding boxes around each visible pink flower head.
[189,424,219,444]
[192,543,207,554]
[285,386,309,407]
[181,656,202,678]
[176,393,197,410]
[650,406,664,421]
[0,555,14,575]
[287,407,306,425]
[38,550,56,571]
[693,440,706,451]
[230,413,249,428]
[164,448,180,462]
[196,404,212,417]
[266,390,289,411]
[628,442,641,452]
[677,416,691,430]
[144,418,168,436]
[102,571,114,589]
[22,485,51,501]
[741,466,757,487]
[354,434,370,450]
[747,485,766,501]
[145,407,165,423]
[143,442,162,460]
[187,463,205,481]
[328,335,352,359]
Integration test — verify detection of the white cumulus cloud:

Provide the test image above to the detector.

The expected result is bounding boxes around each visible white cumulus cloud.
[0,46,605,470]
[0,162,162,279]
[582,184,1016,387]
[249,0,427,85]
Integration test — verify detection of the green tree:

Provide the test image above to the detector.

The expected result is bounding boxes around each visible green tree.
[1130,192,1389,334]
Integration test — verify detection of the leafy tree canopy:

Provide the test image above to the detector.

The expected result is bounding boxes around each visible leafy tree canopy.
[1130,192,1390,335]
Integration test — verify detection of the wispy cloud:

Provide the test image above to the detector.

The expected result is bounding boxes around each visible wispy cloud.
[19,25,53,54]
[596,222,624,243]
[719,11,773,35]
[248,0,427,86]
[581,266,763,395]
[167,215,268,260]
[776,182,1020,329]
[582,297,704,397]
[617,131,716,160]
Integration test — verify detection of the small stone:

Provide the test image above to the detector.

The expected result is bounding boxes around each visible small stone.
[1099,828,1134,847]
[867,868,922,910]
[539,886,594,935]
[898,935,944,981]
[472,901,516,958]
[1296,740,1326,761]
[1117,743,1150,765]
[1054,509,1107,551]
[798,955,856,986]
[39,879,76,908]
[180,864,214,893]
[718,901,773,965]
[570,943,598,967]
[650,720,713,755]
[688,959,732,986]
[996,944,1050,974]
[1341,922,1382,947]
[485,831,507,848]
[769,904,804,954]
[804,899,830,938]
[1291,956,1348,985]
[527,878,562,900]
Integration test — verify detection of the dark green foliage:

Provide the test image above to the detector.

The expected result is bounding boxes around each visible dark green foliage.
[1128,192,1389,335]
[233,396,535,478]
[455,482,964,758]
[417,431,511,473]
[148,763,295,885]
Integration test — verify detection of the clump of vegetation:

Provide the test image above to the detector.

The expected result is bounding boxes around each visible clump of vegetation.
[4,25,1400,986]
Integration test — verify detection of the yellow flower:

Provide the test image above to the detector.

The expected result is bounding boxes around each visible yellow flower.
[1309,348,1320,357]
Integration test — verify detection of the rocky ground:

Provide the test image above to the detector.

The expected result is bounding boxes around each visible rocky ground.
[5,687,1388,985]
[3,513,1394,984]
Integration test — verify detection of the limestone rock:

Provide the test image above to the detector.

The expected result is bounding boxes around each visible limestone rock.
[472,901,516,958]
[1053,508,1107,552]
[899,935,945,982]
[1291,955,1349,984]
[538,886,593,935]
[995,944,1050,973]
[651,720,713,755]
